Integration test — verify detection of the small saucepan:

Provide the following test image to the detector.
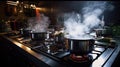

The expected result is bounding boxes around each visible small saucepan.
[94,29,106,37]
[30,32,47,41]
[19,29,31,37]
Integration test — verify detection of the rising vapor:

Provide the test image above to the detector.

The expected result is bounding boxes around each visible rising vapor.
[63,1,114,39]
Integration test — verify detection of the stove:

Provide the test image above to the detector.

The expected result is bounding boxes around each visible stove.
[4,32,119,67]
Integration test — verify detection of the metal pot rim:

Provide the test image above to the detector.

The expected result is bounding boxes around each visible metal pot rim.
[66,37,95,40]
[67,39,95,41]
[30,32,47,34]
[94,29,106,30]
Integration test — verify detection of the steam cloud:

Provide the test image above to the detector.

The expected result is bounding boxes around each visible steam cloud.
[63,1,114,39]
[26,13,50,32]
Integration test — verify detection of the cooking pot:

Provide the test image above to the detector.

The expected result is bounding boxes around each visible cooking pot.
[30,32,47,41]
[66,38,95,56]
[19,29,31,37]
[94,29,106,37]
[54,33,64,43]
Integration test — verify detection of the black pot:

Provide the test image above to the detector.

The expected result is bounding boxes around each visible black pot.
[30,32,47,41]
[20,29,31,37]
[66,38,95,56]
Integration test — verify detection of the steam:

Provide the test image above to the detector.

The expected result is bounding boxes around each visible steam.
[82,1,112,29]
[64,12,94,39]
[63,1,114,39]
[26,13,50,32]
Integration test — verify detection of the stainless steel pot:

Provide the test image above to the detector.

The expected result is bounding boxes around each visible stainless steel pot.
[54,33,64,43]
[94,29,106,37]
[66,38,95,56]
[19,29,31,37]
[30,32,47,41]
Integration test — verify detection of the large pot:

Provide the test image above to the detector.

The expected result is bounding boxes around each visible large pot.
[66,38,95,56]
[19,29,31,37]
[30,32,47,41]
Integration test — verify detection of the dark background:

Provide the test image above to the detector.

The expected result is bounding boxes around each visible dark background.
[1,1,120,26]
